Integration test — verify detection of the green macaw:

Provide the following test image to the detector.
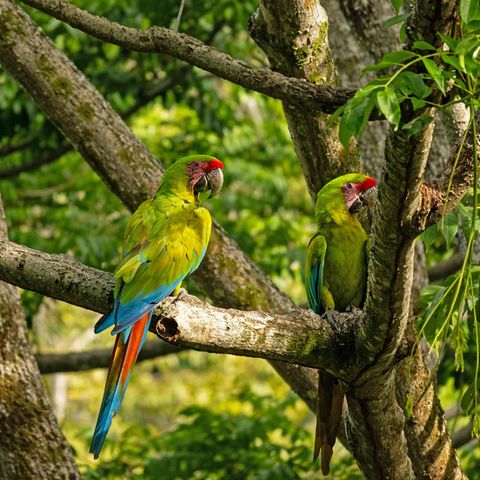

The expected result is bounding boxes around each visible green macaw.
[90,155,224,458]
[305,173,376,475]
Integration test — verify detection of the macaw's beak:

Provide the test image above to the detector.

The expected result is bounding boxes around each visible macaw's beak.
[348,186,377,214]
[206,168,224,198]
[193,168,224,198]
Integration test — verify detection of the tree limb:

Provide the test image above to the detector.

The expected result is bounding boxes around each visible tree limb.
[19,0,355,115]
[0,239,114,313]
[0,237,365,374]
[0,136,37,157]
[428,252,464,282]
[152,293,360,372]
[249,1,362,201]
[0,143,70,179]
[36,341,182,373]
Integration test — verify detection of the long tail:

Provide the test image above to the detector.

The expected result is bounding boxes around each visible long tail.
[89,311,151,458]
[313,368,344,476]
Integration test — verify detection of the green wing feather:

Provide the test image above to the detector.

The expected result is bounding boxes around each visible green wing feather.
[306,234,327,315]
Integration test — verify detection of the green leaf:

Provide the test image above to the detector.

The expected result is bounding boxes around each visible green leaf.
[376,87,401,127]
[438,33,459,52]
[362,50,416,73]
[438,212,459,247]
[441,53,466,73]
[399,71,432,98]
[326,104,346,127]
[460,0,479,24]
[391,0,404,14]
[422,58,446,94]
[382,50,417,63]
[461,383,474,413]
[421,224,437,252]
[413,40,436,51]
[338,96,375,149]
[411,97,426,109]
[402,113,433,136]
[383,13,408,28]
[339,115,355,150]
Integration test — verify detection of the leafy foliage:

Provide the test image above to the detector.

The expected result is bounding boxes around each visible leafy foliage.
[334,10,480,148]
[79,391,360,480]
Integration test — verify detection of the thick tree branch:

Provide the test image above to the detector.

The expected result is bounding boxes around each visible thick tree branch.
[0,240,114,313]
[412,122,478,233]
[250,1,362,201]
[36,341,182,373]
[0,195,81,478]
[152,294,360,372]
[0,238,363,374]
[20,0,355,114]
[360,0,462,380]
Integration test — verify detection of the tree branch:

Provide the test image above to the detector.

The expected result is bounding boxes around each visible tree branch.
[0,136,37,157]
[0,143,70,179]
[249,1,362,201]
[36,341,182,373]
[0,239,114,313]
[412,121,478,233]
[428,252,464,282]
[151,293,360,372]
[19,0,354,115]
[1,238,364,374]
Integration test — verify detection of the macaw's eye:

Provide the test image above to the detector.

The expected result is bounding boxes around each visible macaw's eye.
[346,182,353,189]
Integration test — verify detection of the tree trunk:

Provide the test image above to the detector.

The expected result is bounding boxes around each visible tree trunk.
[0,196,81,480]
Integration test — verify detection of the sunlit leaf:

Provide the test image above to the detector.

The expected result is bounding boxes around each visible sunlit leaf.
[422,58,446,94]
[460,0,479,24]
[376,87,401,127]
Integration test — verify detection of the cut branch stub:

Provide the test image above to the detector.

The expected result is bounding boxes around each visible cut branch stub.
[153,294,365,378]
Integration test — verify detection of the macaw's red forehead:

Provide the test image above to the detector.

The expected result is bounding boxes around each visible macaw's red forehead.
[205,158,224,171]
[358,176,376,191]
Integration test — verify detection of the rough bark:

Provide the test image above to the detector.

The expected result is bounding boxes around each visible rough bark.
[0,240,114,313]
[249,0,362,202]
[0,196,80,480]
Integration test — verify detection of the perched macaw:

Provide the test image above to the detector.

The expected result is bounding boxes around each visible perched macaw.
[305,173,376,476]
[90,155,224,458]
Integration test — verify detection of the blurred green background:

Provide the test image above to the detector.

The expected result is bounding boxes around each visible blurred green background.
[1,0,479,478]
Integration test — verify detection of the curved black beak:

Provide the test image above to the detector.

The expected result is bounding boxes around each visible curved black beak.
[348,187,377,214]
[206,168,224,198]
[194,168,224,198]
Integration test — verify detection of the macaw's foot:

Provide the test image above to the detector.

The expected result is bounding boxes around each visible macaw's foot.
[321,309,340,332]
[172,287,187,303]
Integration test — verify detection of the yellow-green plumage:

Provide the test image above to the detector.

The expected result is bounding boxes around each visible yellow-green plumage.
[90,155,223,459]
[305,173,375,475]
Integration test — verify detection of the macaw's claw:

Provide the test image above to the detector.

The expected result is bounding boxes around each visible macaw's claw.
[321,309,340,332]
[172,287,187,303]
